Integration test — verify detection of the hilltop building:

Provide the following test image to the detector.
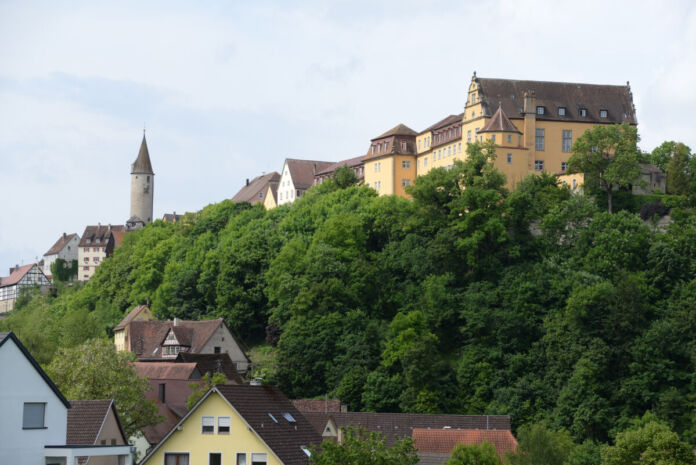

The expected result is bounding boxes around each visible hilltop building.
[0,264,51,313]
[314,155,365,185]
[42,233,80,277]
[232,172,281,205]
[78,224,125,281]
[363,124,419,197]
[277,158,334,206]
[128,133,155,230]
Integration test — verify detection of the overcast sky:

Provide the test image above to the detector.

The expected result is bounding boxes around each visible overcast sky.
[1,0,695,274]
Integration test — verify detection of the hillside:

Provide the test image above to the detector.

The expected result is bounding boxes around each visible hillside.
[3,141,696,448]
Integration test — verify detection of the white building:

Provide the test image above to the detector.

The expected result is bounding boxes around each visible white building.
[276,158,333,206]
[0,332,133,465]
[42,233,80,278]
[0,264,51,313]
[77,225,125,281]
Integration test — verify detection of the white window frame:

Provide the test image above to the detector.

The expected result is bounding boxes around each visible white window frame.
[202,416,214,434]
[218,416,231,434]
[534,160,545,172]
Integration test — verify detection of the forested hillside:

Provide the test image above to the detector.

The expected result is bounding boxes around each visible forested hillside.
[3,140,696,449]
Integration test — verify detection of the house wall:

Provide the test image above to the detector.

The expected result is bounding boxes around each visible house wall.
[277,163,296,206]
[88,407,127,465]
[199,325,250,372]
[43,235,80,276]
[392,155,417,198]
[364,156,394,195]
[0,337,68,465]
[142,393,282,465]
[264,185,277,209]
[78,246,108,281]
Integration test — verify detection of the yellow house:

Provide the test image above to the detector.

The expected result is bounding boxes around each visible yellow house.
[140,385,321,465]
[414,72,637,191]
[113,305,153,352]
[363,124,418,197]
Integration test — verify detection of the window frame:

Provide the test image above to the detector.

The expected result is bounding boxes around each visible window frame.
[562,130,572,153]
[164,452,190,465]
[534,160,545,172]
[599,109,608,118]
[237,453,247,465]
[209,452,222,465]
[536,106,545,115]
[557,107,567,116]
[201,416,215,434]
[507,153,512,164]
[22,402,46,429]
[218,416,231,434]
[535,128,545,151]
[579,108,588,117]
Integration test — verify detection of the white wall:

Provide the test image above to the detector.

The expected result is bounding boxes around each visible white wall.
[0,337,68,465]
[43,235,80,276]
[199,324,250,372]
[277,162,296,206]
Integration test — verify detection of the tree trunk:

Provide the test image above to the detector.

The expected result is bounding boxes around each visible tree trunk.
[607,186,613,214]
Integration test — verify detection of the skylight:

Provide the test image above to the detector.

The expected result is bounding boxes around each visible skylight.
[301,446,311,457]
[282,412,296,423]
[268,413,278,423]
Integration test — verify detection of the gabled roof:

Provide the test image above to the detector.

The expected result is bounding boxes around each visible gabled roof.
[0,263,38,288]
[478,106,522,134]
[285,159,335,190]
[44,233,79,256]
[66,399,127,446]
[302,412,511,447]
[232,172,281,204]
[114,304,151,330]
[0,332,71,408]
[175,353,244,383]
[475,77,636,124]
[131,134,154,174]
[421,114,463,133]
[134,362,201,380]
[111,231,127,248]
[315,156,365,176]
[162,213,183,223]
[413,428,518,462]
[372,123,418,140]
[79,225,125,248]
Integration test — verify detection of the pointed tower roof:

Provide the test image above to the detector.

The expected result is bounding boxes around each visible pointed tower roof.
[131,134,154,174]
[479,105,522,134]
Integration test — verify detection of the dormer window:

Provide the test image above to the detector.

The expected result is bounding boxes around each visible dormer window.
[599,109,608,118]
[401,141,407,151]
[536,106,545,115]
[558,107,566,116]
[579,108,588,117]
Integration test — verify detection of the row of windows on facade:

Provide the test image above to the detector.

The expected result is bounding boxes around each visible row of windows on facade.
[314,166,364,185]
[81,247,106,252]
[371,178,412,191]
[536,106,611,119]
[164,452,268,465]
[534,129,573,152]
[371,140,408,155]
[278,190,302,201]
[83,257,101,263]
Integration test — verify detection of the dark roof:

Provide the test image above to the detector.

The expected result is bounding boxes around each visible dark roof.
[142,399,188,445]
[232,172,281,204]
[0,264,38,288]
[422,114,463,133]
[314,156,365,176]
[412,428,518,462]
[291,399,343,413]
[44,233,79,256]
[285,159,335,190]
[114,305,150,330]
[66,399,127,446]
[134,362,200,380]
[162,213,183,223]
[478,106,522,134]
[303,412,511,447]
[475,77,636,124]
[217,385,322,465]
[0,332,71,408]
[78,225,125,248]
[372,124,418,140]
[111,231,127,248]
[175,353,244,383]
[131,134,154,174]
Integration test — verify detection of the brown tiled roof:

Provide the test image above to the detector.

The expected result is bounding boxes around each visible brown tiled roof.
[44,233,78,256]
[162,213,183,223]
[422,114,463,133]
[66,399,126,445]
[142,400,188,445]
[479,106,522,134]
[372,124,418,140]
[315,156,365,176]
[78,225,125,248]
[216,385,322,465]
[291,399,343,413]
[0,264,36,288]
[111,231,127,248]
[170,326,194,346]
[134,362,200,380]
[412,428,518,461]
[132,134,154,174]
[232,172,281,204]
[175,353,244,383]
[302,412,511,447]
[285,159,335,190]
[114,305,150,331]
[476,77,636,124]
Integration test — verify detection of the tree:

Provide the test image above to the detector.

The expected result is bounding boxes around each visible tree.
[50,258,77,282]
[566,123,641,213]
[309,426,419,465]
[46,338,161,438]
[187,371,227,409]
[506,422,575,465]
[445,441,501,465]
[601,414,696,465]
[664,142,694,196]
[333,165,360,189]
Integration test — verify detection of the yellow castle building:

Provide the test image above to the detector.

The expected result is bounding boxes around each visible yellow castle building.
[366,72,636,195]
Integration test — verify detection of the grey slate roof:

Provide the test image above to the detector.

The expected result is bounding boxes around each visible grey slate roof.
[131,134,154,174]
[44,233,78,256]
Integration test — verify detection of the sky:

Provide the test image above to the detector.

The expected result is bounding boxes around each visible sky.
[1,0,695,274]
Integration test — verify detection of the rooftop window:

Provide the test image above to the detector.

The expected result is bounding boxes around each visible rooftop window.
[536,106,545,115]
[599,109,608,118]
[558,107,566,116]
[579,108,587,117]
[282,412,296,423]
[268,413,278,423]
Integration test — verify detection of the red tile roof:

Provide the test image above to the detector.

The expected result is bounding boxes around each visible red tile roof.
[314,156,365,176]
[0,264,38,288]
[175,353,244,383]
[66,399,126,446]
[44,233,78,256]
[134,362,200,380]
[285,159,335,190]
[412,428,518,461]
[421,114,463,133]
[111,231,127,248]
[114,305,151,331]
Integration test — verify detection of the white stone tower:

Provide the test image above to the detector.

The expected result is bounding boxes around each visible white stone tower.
[128,132,154,230]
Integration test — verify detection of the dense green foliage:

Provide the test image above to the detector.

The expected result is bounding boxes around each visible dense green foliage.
[446,441,501,465]
[187,372,227,409]
[309,426,419,465]
[3,136,696,451]
[50,258,77,282]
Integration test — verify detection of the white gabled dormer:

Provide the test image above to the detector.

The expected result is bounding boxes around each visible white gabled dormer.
[277,160,296,206]
[162,329,181,358]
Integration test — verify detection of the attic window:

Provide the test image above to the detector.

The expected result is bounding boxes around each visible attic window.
[401,141,407,151]
[579,108,588,117]
[282,412,296,423]
[268,413,278,423]
[558,107,566,116]
[536,106,545,115]
[599,109,608,118]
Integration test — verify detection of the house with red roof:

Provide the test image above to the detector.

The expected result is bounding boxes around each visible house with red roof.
[277,158,334,206]
[412,428,518,464]
[0,263,51,313]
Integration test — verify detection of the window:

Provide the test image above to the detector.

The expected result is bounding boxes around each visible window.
[210,453,222,465]
[579,108,587,117]
[83,266,89,271]
[371,146,375,155]
[424,157,428,167]
[165,453,189,465]
[237,454,247,465]
[202,416,214,433]
[401,179,411,187]
[83,257,89,263]
[282,412,296,423]
[507,134,512,143]
[375,181,382,190]
[491,134,496,143]
[93,257,99,263]
[561,161,569,171]
[374,162,381,173]
[507,153,512,164]
[401,141,407,151]
[458,142,461,152]
[562,130,572,152]
[558,107,566,116]
[536,106,545,115]
[534,160,545,171]
[401,160,411,169]
[218,416,231,434]
[268,413,278,423]
[418,140,421,151]
[159,383,166,402]
[251,453,267,465]
[301,446,311,457]
[23,402,46,429]
[214,346,221,354]
[471,111,475,118]
[599,109,608,118]
[258,192,263,199]
[572,178,578,189]
[467,130,472,142]
[535,128,545,151]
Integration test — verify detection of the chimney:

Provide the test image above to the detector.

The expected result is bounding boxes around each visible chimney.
[246,178,249,186]
[523,90,537,152]
[522,90,536,115]
[63,232,67,239]
[173,317,180,326]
